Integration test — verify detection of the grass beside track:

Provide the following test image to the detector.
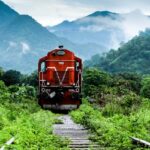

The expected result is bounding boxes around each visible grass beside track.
[0,81,69,150]
[70,99,150,150]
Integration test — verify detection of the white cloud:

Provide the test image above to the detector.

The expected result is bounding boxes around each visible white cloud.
[9,41,17,47]
[3,0,95,26]
[78,10,150,48]
[78,15,122,32]
[80,25,103,32]
[21,42,30,54]
[121,10,150,40]
[3,0,150,26]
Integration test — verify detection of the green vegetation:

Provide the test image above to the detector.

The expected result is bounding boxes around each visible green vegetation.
[0,81,69,149]
[0,68,38,87]
[2,29,150,149]
[70,68,150,149]
[85,29,150,74]
[140,75,150,98]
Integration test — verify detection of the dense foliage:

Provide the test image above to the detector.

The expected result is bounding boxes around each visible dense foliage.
[2,70,22,86]
[70,100,150,150]
[71,68,150,149]
[85,29,150,74]
[0,68,38,87]
[0,81,69,149]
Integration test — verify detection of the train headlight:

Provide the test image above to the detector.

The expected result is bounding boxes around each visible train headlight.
[46,82,50,85]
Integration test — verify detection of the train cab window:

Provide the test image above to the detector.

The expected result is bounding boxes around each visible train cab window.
[41,62,46,72]
[76,62,79,71]
[56,50,65,56]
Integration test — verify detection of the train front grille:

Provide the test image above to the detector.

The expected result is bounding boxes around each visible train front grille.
[53,71,70,84]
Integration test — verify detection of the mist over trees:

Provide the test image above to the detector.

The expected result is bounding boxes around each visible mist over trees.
[85,29,150,74]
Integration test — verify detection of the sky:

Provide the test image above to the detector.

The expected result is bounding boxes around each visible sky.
[3,0,150,26]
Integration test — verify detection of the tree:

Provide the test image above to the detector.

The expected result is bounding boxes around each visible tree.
[140,76,150,98]
[83,68,110,86]
[112,73,142,94]
[84,29,150,74]
[83,68,111,97]
[0,67,4,80]
[22,71,38,87]
[2,70,22,86]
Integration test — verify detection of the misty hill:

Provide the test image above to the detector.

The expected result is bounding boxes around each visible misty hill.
[47,11,124,50]
[47,10,150,53]
[0,1,104,73]
[85,29,150,74]
[87,11,118,18]
[0,0,19,27]
[0,0,60,73]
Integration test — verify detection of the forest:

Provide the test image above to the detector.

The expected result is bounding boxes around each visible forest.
[85,29,150,74]
[0,66,150,149]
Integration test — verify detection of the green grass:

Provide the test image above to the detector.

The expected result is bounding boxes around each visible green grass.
[0,82,69,150]
[70,98,150,150]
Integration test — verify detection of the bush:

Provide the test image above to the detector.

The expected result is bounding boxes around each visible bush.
[4,111,69,149]
[140,76,150,98]
[2,70,22,86]
[70,98,150,150]
[83,68,111,98]
[0,81,69,149]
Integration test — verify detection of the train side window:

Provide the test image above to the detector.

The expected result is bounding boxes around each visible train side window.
[41,62,46,72]
[76,62,79,71]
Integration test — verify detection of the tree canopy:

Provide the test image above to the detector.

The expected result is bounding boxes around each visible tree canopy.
[85,29,150,74]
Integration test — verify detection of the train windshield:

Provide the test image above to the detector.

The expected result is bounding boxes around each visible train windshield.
[57,50,65,56]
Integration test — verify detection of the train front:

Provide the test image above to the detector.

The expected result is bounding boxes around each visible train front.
[38,46,82,110]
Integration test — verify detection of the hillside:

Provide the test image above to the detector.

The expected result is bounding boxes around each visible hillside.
[48,10,150,58]
[1,0,150,73]
[0,0,19,27]
[0,1,102,73]
[85,29,150,74]
[47,11,124,51]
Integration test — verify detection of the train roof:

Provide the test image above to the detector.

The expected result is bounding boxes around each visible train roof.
[47,48,75,56]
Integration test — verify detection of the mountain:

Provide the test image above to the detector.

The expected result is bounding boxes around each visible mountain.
[0,0,61,73]
[0,1,103,73]
[1,1,150,73]
[84,29,150,74]
[87,11,118,19]
[47,11,124,50]
[47,10,150,55]
[0,0,19,27]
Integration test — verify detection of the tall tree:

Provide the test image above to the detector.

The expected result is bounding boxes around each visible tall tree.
[2,70,21,86]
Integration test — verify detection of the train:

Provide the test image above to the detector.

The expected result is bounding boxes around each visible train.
[38,46,82,110]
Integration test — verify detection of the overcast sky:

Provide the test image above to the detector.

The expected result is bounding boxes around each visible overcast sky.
[3,0,150,26]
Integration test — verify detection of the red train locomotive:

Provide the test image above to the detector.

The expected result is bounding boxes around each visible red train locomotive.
[38,46,82,110]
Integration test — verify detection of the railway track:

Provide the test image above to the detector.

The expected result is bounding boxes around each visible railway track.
[53,115,99,150]
[1,115,149,149]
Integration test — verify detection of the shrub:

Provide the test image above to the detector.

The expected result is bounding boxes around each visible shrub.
[140,76,150,98]
[0,81,69,149]
[2,70,22,86]
[70,99,150,150]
